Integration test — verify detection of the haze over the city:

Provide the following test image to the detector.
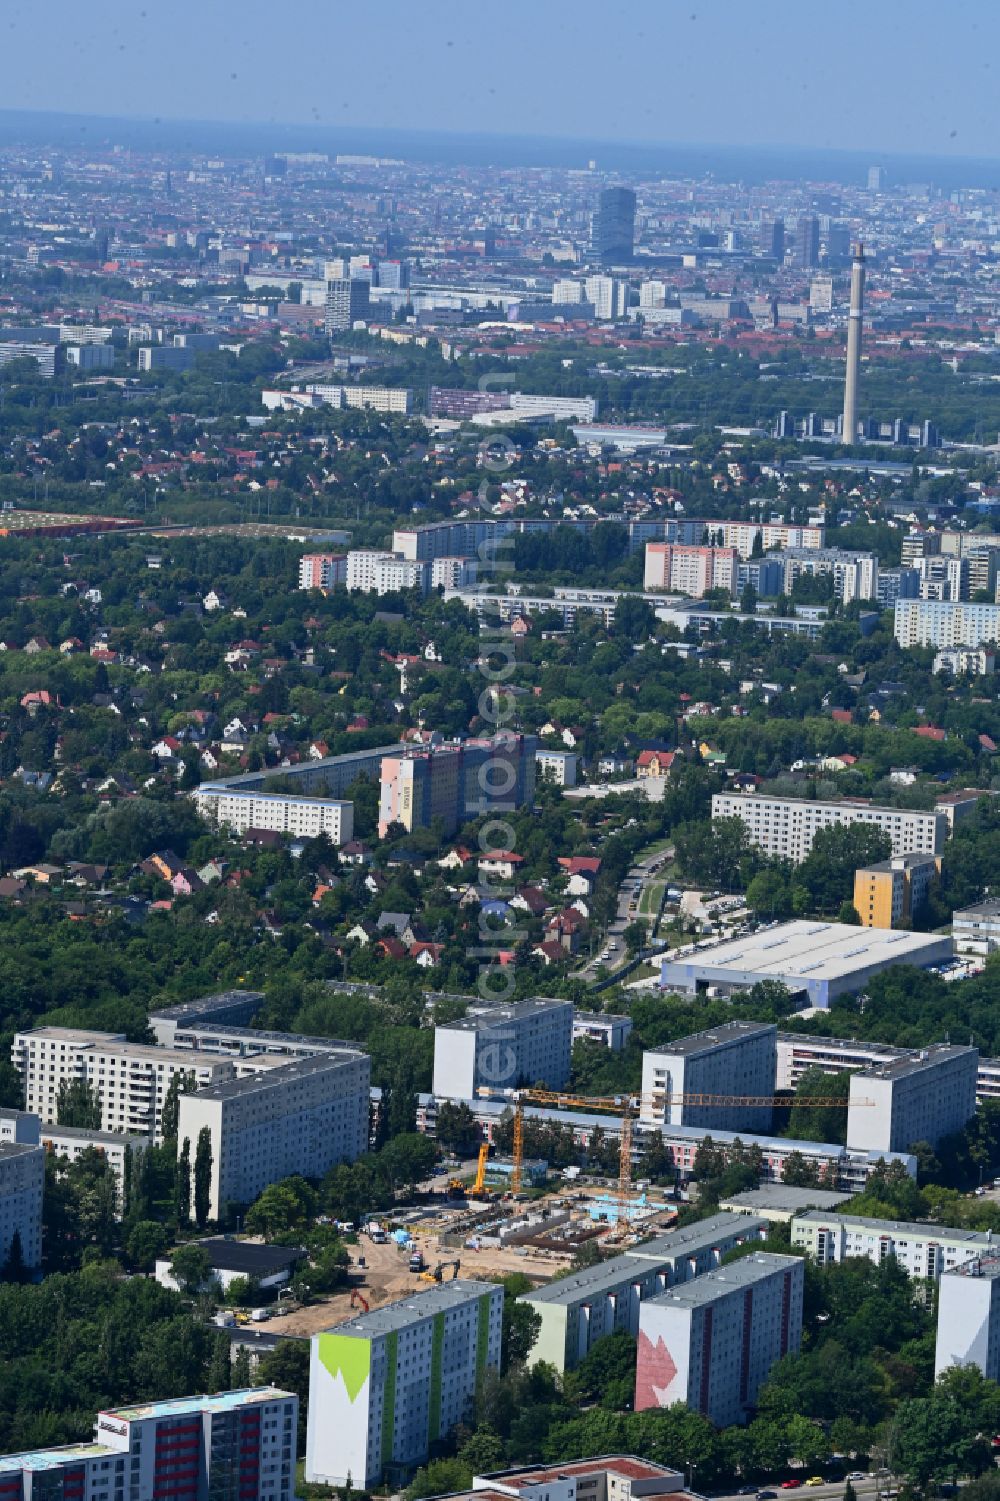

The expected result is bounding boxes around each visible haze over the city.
[2,0,999,159]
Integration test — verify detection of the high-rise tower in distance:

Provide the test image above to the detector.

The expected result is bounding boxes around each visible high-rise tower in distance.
[842,242,866,445]
[796,215,820,268]
[590,186,636,262]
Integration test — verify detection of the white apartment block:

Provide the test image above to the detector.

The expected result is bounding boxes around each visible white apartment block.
[41,1124,147,1211]
[552,278,587,303]
[346,550,430,596]
[306,1280,503,1488]
[699,521,825,559]
[535,748,578,786]
[847,1044,978,1154]
[432,998,573,1101]
[711,791,948,864]
[640,1021,777,1133]
[508,393,598,422]
[933,647,996,675]
[777,547,878,603]
[935,1255,1000,1381]
[584,275,629,320]
[298,553,348,590]
[777,1030,1000,1109]
[304,383,412,413]
[11,1028,233,1140]
[635,1253,804,1426]
[192,786,354,844]
[894,599,1000,649]
[791,1210,997,1282]
[177,1049,370,1220]
[0,1142,43,1269]
[521,1213,768,1373]
[430,556,478,589]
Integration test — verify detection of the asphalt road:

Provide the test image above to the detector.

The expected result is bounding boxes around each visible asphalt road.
[578,845,673,979]
[712,1480,887,1501]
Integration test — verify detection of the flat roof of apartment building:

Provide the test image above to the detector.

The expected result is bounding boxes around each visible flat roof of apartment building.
[442,996,571,1033]
[148,990,264,1025]
[793,1210,994,1244]
[857,1043,977,1081]
[522,1213,767,1305]
[189,1048,366,1102]
[646,1252,799,1309]
[649,1020,775,1058]
[322,1279,497,1338]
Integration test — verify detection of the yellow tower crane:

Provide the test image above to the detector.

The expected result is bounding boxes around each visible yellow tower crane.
[506,1088,872,1230]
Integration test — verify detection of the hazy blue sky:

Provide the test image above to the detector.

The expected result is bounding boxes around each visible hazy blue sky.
[4,0,999,159]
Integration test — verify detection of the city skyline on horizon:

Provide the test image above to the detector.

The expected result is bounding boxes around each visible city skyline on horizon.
[3,0,999,164]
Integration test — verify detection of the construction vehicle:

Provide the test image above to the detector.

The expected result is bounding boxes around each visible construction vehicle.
[467,1141,494,1201]
[420,1258,462,1284]
[408,1248,426,1273]
[504,1087,873,1235]
[446,1177,466,1200]
[350,1289,370,1313]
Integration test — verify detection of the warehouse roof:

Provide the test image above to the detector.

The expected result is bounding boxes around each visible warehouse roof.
[663,920,950,984]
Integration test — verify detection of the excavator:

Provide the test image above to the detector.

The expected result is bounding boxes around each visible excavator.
[420,1259,461,1284]
[350,1288,370,1313]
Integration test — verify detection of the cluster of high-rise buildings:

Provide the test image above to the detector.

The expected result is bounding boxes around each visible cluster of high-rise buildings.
[192,732,537,845]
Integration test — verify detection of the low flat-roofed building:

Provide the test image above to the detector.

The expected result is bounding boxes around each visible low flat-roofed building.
[459,1456,688,1501]
[155,1236,306,1293]
[660,920,954,1009]
[792,1209,996,1280]
[719,1184,853,1223]
[519,1213,768,1372]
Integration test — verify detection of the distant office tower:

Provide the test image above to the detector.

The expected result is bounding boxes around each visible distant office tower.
[591,186,636,262]
[376,259,410,290]
[324,278,370,334]
[759,217,785,259]
[796,215,820,268]
[826,222,851,262]
[867,165,885,191]
[809,275,834,313]
[842,242,866,443]
[94,228,110,264]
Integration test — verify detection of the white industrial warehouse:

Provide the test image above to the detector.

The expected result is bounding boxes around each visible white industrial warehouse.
[658,921,953,1009]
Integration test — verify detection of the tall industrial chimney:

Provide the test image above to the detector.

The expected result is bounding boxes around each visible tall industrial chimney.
[842,241,865,444]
